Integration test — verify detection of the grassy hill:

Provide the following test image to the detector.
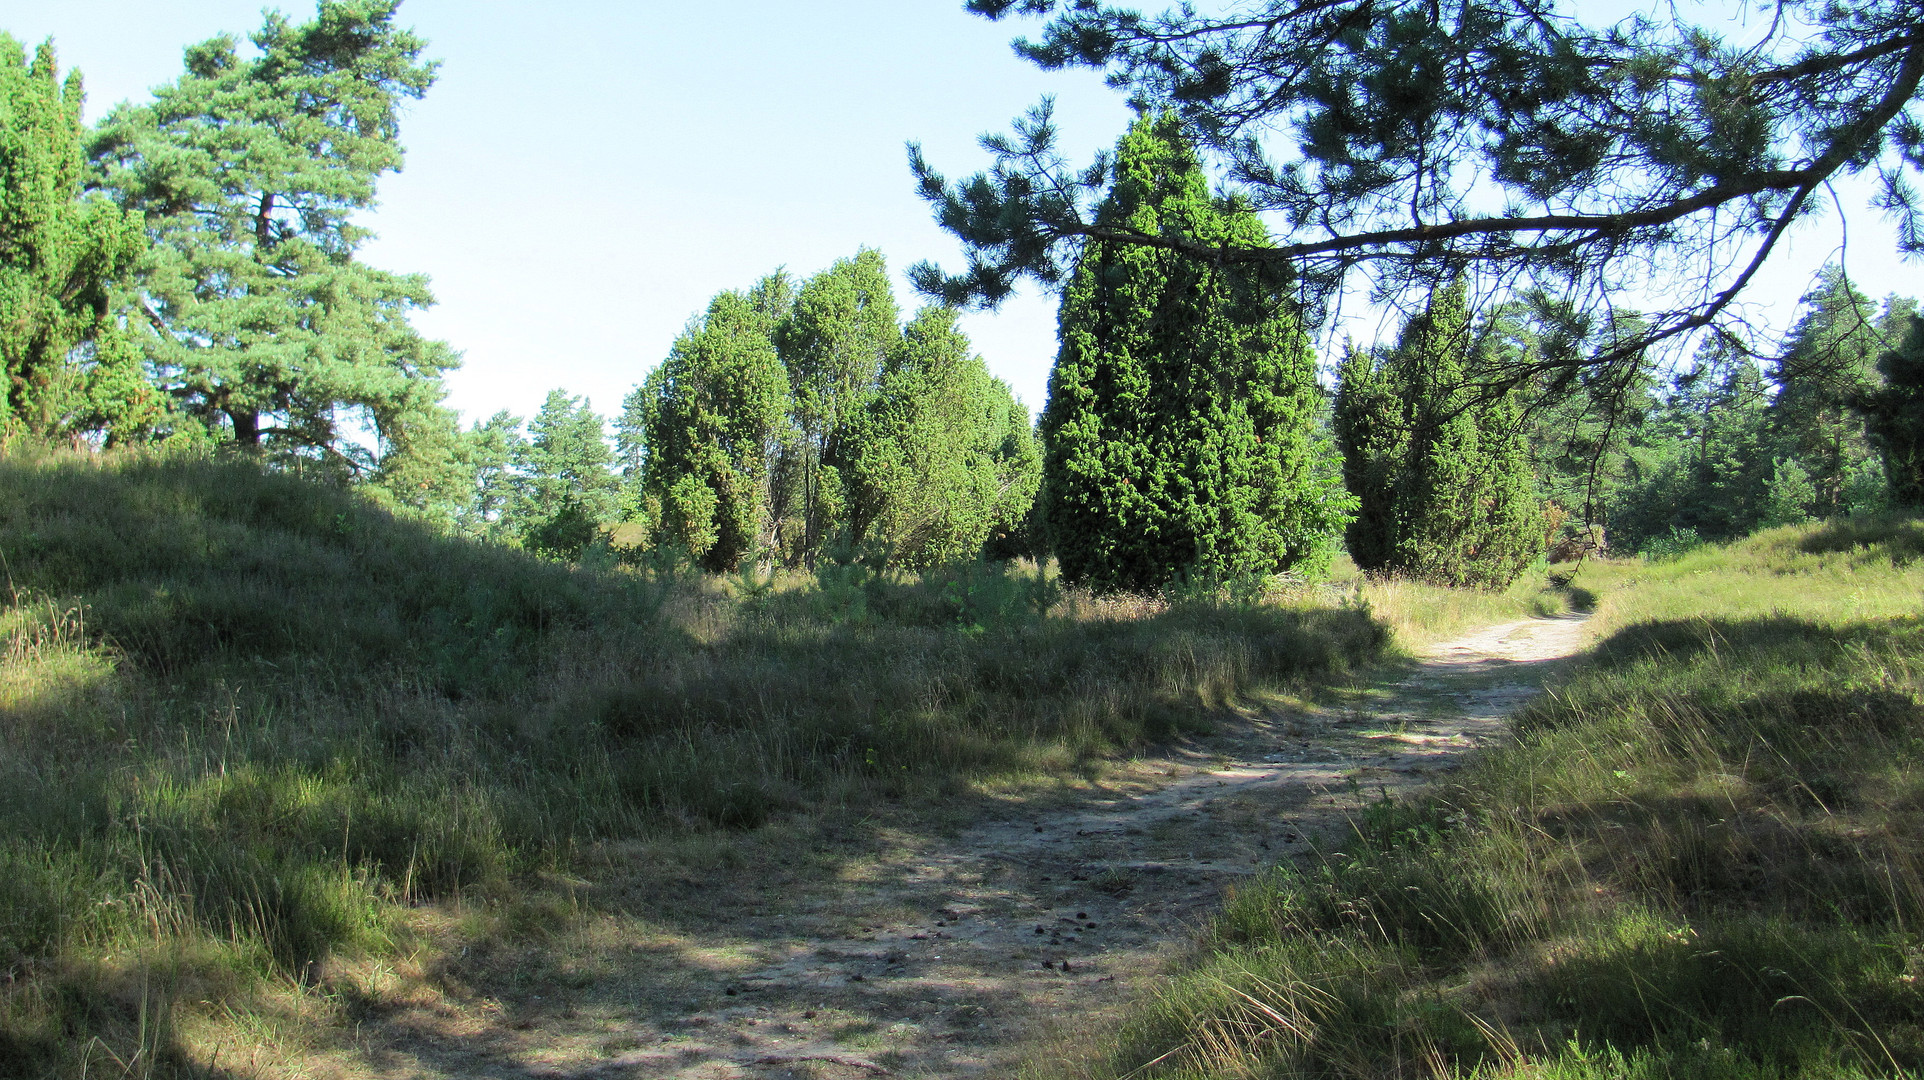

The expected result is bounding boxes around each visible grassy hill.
[0,443,1404,1076]
[1089,518,1924,1079]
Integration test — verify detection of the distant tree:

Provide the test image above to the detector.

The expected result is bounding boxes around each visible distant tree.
[1865,315,1924,507]
[773,250,898,566]
[512,391,619,559]
[1041,113,1351,593]
[1334,281,1542,587]
[89,0,453,469]
[1768,269,1890,516]
[456,411,524,542]
[634,284,792,572]
[842,306,1042,568]
[0,35,147,439]
[1609,341,1775,549]
[363,386,472,527]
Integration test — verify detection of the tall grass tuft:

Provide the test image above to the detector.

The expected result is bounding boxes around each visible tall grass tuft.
[0,443,1390,1074]
[1087,516,1924,1079]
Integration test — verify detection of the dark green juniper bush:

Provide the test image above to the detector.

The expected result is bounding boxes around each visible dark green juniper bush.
[0,36,146,440]
[1334,280,1544,587]
[1039,113,1352,593]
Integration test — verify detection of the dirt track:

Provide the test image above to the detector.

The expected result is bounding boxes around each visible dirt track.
[330,614,1590,1080]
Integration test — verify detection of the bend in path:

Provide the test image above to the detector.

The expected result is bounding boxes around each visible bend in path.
[330,613,1591,1080]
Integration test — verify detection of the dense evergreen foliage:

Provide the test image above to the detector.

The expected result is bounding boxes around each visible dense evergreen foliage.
[0,36,146,439]
[1040,113,1351,593]
[88,0,456,476]
[608,255,1044,573]
[774,250,899,567]
[1864,315,1924,507]
[7,0,1918,578]
[1334,282,1542,587]
[631,280,790,572]
[843,306,1041,569]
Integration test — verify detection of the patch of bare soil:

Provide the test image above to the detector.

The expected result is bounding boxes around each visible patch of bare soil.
[316,615,1589,1080]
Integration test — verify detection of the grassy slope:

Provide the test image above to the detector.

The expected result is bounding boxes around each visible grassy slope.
[1091,518,1924,1079]
[0,445,1392,1077]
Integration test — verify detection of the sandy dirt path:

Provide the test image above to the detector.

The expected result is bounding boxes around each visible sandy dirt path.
[330,614,1590,1080]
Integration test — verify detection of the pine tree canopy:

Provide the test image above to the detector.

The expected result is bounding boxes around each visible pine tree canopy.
[911,1,1924,375]
[0,35,147,438]
[1041,113,1351,593]
[513,390,619,559]
[1865,315,1924,507]
[88,0,453,468]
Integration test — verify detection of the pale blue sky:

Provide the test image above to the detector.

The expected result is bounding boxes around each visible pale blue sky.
[8,0,1132,424]
[5,1,1914,427]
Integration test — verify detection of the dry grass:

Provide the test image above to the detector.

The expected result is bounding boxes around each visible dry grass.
[1078,515,1924,1080]
[0,442,1393,1077]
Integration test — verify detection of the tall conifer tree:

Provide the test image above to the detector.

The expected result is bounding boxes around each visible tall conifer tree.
[0,36,147,438]
[1041,113,1350,593]
[773,250,898,566]
[842,306,1041,568]
[1865,315,1924,507]
[1334,282,1543,587]
[633,284,791,572]
[89,0,454,468]
[511,391,619,559]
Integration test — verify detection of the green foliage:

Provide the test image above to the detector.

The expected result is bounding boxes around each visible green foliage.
[1090,519,1924,1079]
[1334,281,1543,587]
[632,282,790,572]
[1864,314,1924,507]
[0,443,1389,1070]
[0,35,147,440]
[88,0,455,469]
[1040,113,1351,593]
[1607,340,1776,551]
[774,249,899,567]
[916,1,1924,384]
[1767,268,1898,517]
[512,390,619,559]
[842,306,1041,568]
[456,409,524,541]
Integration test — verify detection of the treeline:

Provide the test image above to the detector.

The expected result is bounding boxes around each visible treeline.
[1520,268,1922,554]
[9,2,1924,595]
[454,253,1041,573]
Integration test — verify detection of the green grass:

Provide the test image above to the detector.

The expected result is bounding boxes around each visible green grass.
[0,443,1392,1076]
[1083,517,1924,1080]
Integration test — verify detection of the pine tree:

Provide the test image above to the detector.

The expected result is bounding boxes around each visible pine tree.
[1333,282,1543,587]
[0,35,146,438]
[773,250,898,567]
[1608,342,1776,549]
[1041,112,1351,593]
[634,284,791,572]
[89,0,453,467]
[1865,315,1924,507]
[457,411,524,542]
[1769,267,1886,517]
[512,391,619,559]
[842,306,1042,569]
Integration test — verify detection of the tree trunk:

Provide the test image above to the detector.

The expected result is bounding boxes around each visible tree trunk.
[230,409,262,447]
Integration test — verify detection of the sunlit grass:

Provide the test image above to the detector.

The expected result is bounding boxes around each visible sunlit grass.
[0,441,1398,1075]
[1077,514,1924,1080]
